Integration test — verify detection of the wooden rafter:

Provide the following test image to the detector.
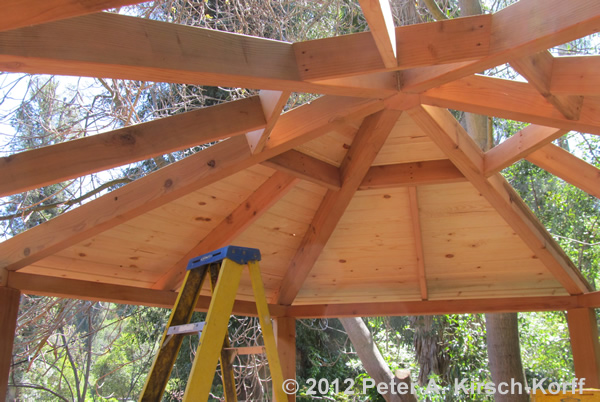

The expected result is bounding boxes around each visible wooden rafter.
[400,0,600,93]
[153,171,299,291]
[407,186,427,300]
[526,143,600,199]
[245,90,291,154]
[0,95,383,272]
[359,160,465,190]
[358,0,397,68]
[407,104,592,295]
[0,13,394,98]
[262,150,342,190]
[264,153,465,191]
[484,125,567,175]
[551,56,600,96]
[295,14,490,81]
[510,51,584,120]
[0,0,141,32]
[421,75,600,135]
[0,96,266,197]
[274,109,402,305]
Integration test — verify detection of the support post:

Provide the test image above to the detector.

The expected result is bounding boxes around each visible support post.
[274,317,296,401]
[567,308,600,388]
[0,286,20,400]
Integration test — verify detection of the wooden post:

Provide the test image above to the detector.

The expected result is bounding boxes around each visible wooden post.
[567,308,600,388]
[274,317,296,401]
[0,286,20,400]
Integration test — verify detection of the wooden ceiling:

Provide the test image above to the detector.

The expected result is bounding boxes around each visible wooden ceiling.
[1,0,600,317]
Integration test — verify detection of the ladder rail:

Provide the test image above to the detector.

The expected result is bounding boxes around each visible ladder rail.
[139,265,209,401]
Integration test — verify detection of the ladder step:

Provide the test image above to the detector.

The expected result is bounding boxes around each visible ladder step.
[167,322,205,336]
[223,346,265,356]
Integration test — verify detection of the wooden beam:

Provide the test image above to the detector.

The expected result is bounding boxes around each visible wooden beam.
[262,150,341,191]
[526,143,600,199]
[510,51,584,120]
[359,160,465,190]
[0,96,266,197]
[421,75,600,135]
[0,286,20,401]
[264,156,466,192]
[294,14,490,81]
[551,56,600,96]
[0,13,394,98]
[484,125,567,176]
[408,187,427,300]
[274,317,296,402]
[567,308,600,388]
[285,295,586,318]
[0,95,383,272]
[274,110,402,306]
[0,0,141,32]
[153,171,299,291]
[358,0,397,68]
[7,271,287,317]
[246,90,291,154]
[407,105,592,295]
[400,0,600,92]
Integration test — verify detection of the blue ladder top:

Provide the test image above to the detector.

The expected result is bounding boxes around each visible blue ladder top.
[186,245,261,270]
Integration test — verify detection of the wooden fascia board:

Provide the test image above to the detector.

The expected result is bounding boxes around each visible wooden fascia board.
[7,271,287,317]
[526,143,600,199]
[484,125,567,176]
[421,75,600,135]
[0,0,142,32]
[153,171,299,291]
[408,104,592,295]
[0,13,395,98]
[274,109,402,306]
[0,95,383,272]
[284,295,587,318]
[294,14,490,81]
[400,0,600,93]
[0,96,267,197]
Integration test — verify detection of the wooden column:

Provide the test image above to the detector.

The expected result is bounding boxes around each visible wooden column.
[274,317,296,401]
[567,308,600,388]
[0,286,20,400]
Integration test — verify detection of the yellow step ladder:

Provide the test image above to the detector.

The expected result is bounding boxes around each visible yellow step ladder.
[139,246,287,401]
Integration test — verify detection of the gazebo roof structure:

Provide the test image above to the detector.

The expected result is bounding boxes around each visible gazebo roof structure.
[1,0,600,322]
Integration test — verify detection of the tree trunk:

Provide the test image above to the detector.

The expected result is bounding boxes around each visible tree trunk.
[485,314,529,401]
[340,317,417,402]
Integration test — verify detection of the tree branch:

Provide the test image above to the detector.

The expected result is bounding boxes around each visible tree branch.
[422,0,448,20]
